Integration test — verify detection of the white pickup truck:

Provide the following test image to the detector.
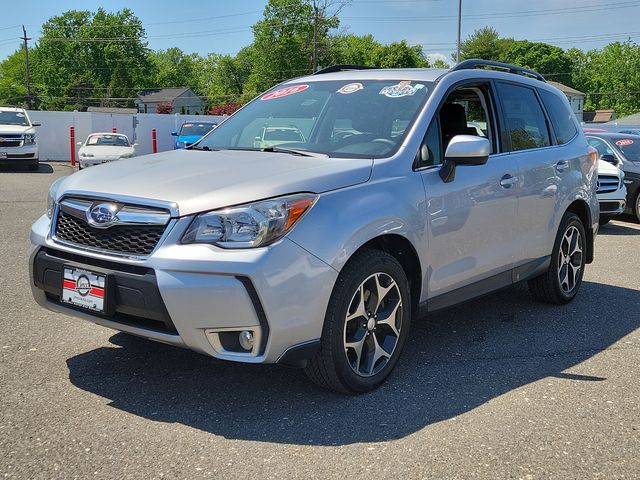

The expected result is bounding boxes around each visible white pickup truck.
[0,106,40,170]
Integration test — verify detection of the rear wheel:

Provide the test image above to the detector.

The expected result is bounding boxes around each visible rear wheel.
[304,249,411,393]
[635,192,640,222]
[528,212,586,304]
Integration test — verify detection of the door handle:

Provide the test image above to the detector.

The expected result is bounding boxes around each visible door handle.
[500,174,518,188]
[555,160,569,171]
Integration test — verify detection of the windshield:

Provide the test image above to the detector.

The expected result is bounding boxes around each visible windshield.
[180,123,216,137]
[612,136,640,161]
[0,110,29,126]
[198,80,432,158]
[86,134,130,147]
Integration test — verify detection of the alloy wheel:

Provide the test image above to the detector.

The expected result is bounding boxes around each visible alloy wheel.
[343,272,403,377]
[557,225,583,294]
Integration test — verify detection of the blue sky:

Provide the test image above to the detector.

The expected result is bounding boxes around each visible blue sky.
[0,0,637,64]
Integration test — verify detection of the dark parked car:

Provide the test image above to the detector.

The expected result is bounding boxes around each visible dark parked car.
[585,132,640,221]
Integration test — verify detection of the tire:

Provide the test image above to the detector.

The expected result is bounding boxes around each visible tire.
[528,212,586,305]
[634,192,640,223]
[27,160,39,171]
[304,249,411,394]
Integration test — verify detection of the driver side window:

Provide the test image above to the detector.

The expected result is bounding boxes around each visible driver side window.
[415,85,494,169]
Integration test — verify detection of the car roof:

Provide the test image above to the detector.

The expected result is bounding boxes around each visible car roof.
[584,131,640,139]
[286,68,450,84]
[0,106,27,112]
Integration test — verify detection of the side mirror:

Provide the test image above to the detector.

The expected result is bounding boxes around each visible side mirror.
[31,121,41,127]
[171,131,178,136]
[76,141,83,146]
[600,154,621,167]
[132,143,139,147]
[439,135,490,183]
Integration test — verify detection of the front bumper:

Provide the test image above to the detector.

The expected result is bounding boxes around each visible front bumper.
[30,213,337,364]
[79,156,122,168]
[0,144,38,165]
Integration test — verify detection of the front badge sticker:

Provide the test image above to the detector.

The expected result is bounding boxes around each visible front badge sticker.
[337,82,364,94]
[379,81,425,98]
[261,84,309,101]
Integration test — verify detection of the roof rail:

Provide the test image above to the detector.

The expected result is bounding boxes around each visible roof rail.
[451,59,545,82]
[313,64,375,75]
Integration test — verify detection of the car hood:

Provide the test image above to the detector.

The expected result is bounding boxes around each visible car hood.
[177,135,204,144]
[58,149,373,216]
[79,145,134,157]
[0,125,34,134]
[597,159,620,175]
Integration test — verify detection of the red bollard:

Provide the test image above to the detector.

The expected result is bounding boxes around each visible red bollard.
[70,126,76,167]
[112,127,117,133]
[151,128,157,153]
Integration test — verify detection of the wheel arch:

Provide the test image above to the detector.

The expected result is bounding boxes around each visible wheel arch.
[566,199,594,264]
[354,234,422,319]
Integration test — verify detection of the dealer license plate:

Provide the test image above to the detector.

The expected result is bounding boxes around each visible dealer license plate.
[61,266,106,313]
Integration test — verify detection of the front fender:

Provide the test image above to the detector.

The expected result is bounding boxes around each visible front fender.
[288,172,427,275]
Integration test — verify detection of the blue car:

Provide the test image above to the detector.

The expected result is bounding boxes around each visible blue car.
[171,122,217,149]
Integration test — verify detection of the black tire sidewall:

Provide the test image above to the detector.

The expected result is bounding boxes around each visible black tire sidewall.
[327,251,411,393]
[551,214,586,302]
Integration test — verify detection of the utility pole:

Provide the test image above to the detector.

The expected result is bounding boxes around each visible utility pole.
[456,0,462,63]
[21,25,32,109]
[312,1,319,72]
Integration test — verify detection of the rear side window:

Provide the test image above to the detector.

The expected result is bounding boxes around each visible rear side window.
[496,83,551,152]
[539,89,578,144]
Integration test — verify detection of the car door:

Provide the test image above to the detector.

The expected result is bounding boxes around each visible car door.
[496,82,585,262]
[417,82,519,301]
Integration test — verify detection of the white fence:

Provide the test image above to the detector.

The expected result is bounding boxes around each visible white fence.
[27,111,226,161]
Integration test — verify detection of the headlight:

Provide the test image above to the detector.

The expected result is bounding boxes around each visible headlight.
[182,193,317,248]
[46,176,67,219]
[23,133,36,145]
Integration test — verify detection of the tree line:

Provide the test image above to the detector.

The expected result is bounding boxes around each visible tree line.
[0,2,638,116]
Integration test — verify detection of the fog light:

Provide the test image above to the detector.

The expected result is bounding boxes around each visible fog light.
[238,330,254,351]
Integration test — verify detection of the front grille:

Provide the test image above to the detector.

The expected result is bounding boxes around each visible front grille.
[0,139,22,147]
[55,210,166,256]
[597,175,620,194]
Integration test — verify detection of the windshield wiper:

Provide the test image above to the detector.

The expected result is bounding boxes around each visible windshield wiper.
[259,146,328,157]
[189,145,217,151]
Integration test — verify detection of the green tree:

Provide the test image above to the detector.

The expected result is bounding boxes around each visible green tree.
[458,26,513,61]
[0,48,29,106]
[150,47,201,90]
[28,8,153,110]
[374,41,429,68]
[325,34,381,66]
[501,40,573,85]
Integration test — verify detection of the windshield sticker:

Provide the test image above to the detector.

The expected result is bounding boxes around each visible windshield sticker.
[379,81,425,98]
[337,82,364,95]
[616,139,634,146]
[16,113,25,117]
[261,84,309,101]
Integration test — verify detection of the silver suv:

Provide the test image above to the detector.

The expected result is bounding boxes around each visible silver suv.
[30,61,599,393]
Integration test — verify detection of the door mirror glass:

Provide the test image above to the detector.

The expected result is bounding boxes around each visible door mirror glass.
[440,135,490,182]
[171,131,178,136]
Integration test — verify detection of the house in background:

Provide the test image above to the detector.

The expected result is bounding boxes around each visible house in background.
[547,81,585,120]
[135,88,204,114]
[583,109,616,123]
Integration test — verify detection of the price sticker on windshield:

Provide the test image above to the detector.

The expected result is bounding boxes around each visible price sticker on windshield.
[261,85,309,101]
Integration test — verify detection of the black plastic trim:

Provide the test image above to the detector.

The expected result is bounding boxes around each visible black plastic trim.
[277,339,321,368]
[235,276,270,356]
[312,64,375,75]
[452,59,545,82]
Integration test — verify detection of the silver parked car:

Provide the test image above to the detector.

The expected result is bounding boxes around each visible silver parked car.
[30,61,599,393]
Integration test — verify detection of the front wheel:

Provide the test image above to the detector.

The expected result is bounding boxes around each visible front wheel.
[305,249,411,394]
[634,192,640,222]
[528,212,586,304]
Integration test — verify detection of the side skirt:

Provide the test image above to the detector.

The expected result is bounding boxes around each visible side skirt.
[418,256,551,316]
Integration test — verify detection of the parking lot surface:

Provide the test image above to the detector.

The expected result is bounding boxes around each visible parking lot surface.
[1,163,639,479]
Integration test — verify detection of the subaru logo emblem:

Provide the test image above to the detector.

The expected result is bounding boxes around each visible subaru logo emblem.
[87,202,119,228]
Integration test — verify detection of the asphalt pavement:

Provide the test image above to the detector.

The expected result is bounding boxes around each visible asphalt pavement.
[1,163,639,479]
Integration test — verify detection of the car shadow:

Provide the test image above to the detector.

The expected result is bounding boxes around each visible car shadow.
[0,163,54,174]
[599,219,640,235]
[66,281,639,446]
